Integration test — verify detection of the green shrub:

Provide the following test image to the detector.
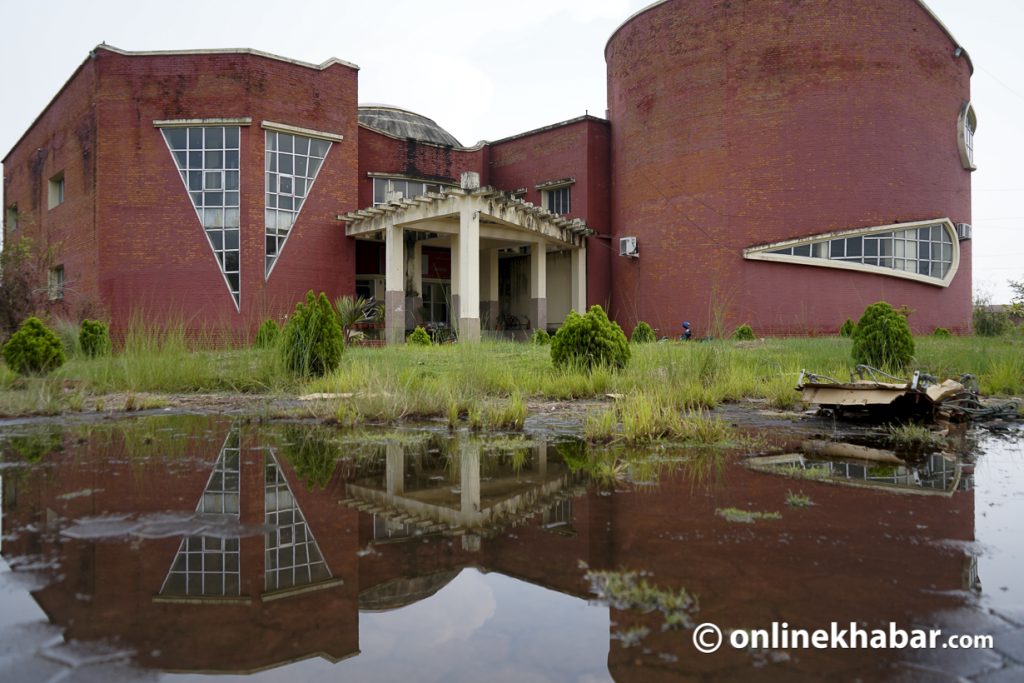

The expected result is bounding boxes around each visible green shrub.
[79,319,111,358]
[839,319,856,338]
[851,302,914,371]
[973,303,1011,337]
[531,328,551,345]
[932,327,951,338]
[2,317,66,375]
[280,291,344,377]
[551,305,630,371]
[255,318,280,348]
[630,321,656,344]
[731,324,755,341]
[407,326,431,346]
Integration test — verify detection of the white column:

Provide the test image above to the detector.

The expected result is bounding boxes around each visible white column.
[385,441,404,496]
[486,248,499,330]
[530,240,547,332]
[449,234,460,330]
[385,224,405,345]
[571,242,587,314]
[458,206,481,342]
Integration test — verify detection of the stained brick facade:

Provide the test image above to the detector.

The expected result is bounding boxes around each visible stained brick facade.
[607,0,973,336]
[2,0,973,338]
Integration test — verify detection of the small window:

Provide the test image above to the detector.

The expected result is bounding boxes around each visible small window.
[48,172,65,209]
[957,102,977,171]
[4,204,17,232]
[48,265,65,300]
[545,186,571,215]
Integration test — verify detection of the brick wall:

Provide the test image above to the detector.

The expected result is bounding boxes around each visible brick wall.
[606,0,973,336]
[89,47,359,337]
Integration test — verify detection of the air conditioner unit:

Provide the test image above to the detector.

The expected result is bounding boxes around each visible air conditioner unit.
[955,223,972,240]
[619,236,639,258]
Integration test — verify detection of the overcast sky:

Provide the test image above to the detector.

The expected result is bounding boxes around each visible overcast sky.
[2,0,1021,302]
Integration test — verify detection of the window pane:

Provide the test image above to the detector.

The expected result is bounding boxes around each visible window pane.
[205,127,223,148]
[165,128,187,149]
[225,127,239,148]
[188,128,203,148]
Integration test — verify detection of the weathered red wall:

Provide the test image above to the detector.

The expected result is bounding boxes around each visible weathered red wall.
[606,0,973,336]
[90,48,359,337]
[356,126,485,208]
[2,57,102,319]
[489,118,612,309]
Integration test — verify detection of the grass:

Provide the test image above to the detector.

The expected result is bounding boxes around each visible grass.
[715,507,783,523]
[585,569,699,631]
[886,423,946,449]
[0,330,1021,419]
[785,490,813,507]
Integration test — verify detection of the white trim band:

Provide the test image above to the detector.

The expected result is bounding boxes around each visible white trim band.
[261,121,343,142]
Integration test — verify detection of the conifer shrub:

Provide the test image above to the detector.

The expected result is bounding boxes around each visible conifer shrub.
[851,302,914,371]
[630,321,656,344]
[2,317,65,375]
[731,324,755,341]
[79,319,111,358]
[551,305,630,371]
[280,291,344,377]
[531,328,551,346]
[255,319,280,348]
[839,319,856,338]
[932,327,951,338]
[408,326,431,346]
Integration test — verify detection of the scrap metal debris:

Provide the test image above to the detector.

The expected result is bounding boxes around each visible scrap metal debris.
[797,365,1020,424]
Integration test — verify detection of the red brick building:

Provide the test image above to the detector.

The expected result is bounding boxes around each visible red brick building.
[2,0,975,339]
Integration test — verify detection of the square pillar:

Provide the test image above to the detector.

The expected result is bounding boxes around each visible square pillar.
[385,441,405,496]
[458,208,481,342]
[385,225,405,345]
[407,240,424,329]
[571,243,587,314]
[484,248,499,330]
[449,235,460,330]
[530,240,547,332]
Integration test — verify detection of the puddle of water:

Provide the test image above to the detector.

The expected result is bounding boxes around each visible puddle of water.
[0,414,1020,681]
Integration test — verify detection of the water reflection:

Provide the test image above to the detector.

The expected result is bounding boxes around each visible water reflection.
[0,416,1018,682]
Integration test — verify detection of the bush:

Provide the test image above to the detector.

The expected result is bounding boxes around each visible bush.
[531,328,551,346]
[630,321,656,344]
[2,317,66,375]
[551,305,630,371]
[79,319,111,357]
[932,327,951,338]
[255,318,280,348]
[280,291,344,377]
[973,302,1011,337]
[851,302,914,371]
[731,324,755,341]
[408,326,431,346]
[839,319,856,338]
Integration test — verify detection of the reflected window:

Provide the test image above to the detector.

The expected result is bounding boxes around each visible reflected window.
[162,126,242,306]
[265,453,331,592]
[160,428,242,598]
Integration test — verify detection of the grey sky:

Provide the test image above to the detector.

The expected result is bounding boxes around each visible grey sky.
[2,0,1020,302]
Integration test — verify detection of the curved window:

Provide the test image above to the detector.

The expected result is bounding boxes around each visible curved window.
[743,219,959,287]
[957,102,977,171]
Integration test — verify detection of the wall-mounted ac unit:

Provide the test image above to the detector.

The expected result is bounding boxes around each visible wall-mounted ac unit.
[955,223,972,240]
[619,236,639,258]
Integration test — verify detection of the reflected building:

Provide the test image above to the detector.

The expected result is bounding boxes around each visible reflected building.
[0,418,983,681]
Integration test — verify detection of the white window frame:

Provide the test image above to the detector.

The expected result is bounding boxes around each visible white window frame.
[743,218,960,287]
[957,101,977,171]
[48,172,65,209]
[48,265,65,300]
[535,178,574,215]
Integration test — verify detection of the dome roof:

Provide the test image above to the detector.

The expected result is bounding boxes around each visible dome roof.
[358,104,462,147]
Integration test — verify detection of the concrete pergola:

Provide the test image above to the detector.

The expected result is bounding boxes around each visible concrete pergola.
[340,172,591,343]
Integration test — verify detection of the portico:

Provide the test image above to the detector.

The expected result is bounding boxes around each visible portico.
[342,172,590,344]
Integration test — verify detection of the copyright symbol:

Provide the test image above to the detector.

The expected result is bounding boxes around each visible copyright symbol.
[693,623,723,653]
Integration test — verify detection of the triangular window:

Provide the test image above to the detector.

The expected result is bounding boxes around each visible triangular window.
[265,132,331,277]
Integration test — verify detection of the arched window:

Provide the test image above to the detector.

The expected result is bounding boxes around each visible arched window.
[957,102,977,171]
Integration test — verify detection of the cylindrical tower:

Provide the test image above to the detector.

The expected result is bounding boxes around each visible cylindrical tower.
[606,0,973,336]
